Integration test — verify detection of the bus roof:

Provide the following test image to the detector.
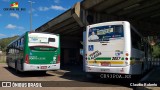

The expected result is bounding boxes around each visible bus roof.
[87,21,129,27]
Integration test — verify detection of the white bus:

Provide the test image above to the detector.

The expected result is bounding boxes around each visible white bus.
[83,21,152,76]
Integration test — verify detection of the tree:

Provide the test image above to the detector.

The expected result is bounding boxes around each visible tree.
[0,36,19,52]
[147,36,160,58]
[152,44,160,58]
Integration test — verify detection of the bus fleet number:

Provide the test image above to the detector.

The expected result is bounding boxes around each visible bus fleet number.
[112,57,121,60]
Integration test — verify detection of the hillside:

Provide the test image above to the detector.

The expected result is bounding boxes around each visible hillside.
[0,36,19,52]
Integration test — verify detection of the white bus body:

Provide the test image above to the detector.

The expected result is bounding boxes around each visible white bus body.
[83,21,152,75]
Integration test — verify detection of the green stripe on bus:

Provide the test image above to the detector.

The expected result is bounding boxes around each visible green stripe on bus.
[95,57,125,60]
[95,57,111,60]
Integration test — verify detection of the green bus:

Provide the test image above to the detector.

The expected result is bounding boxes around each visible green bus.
[6,31,60,72]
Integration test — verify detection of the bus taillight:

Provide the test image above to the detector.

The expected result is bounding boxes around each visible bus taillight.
[125,53,129,56]
[57,55,60,63]
[25,54,29,64]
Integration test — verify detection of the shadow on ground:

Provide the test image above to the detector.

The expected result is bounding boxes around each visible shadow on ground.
[4,66,54,77]
[57,65,155,89]
[3,64,157,89]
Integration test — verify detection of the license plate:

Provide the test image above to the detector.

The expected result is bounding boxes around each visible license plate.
[101,69,110,72]
[41,66,47,69]
[101,62,110,66]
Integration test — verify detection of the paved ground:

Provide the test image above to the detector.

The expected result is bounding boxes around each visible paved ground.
[0,63,159,90]
[141,67,160,82]
[137,67,160,90]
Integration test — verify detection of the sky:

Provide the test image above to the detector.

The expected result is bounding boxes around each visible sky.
[0,0,82,39]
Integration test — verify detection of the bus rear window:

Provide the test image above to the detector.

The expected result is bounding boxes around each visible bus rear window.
[88,25,124,42]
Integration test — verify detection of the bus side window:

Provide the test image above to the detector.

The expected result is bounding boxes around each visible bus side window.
[9,49,12,54]
[14,43,16,54]
[19,39,21,46]
[18,40,20,48]
[17,41,18,48]
[17,41,19,51]
[15,42,17,48]
[21,37,24,50]
[12,43,13,48]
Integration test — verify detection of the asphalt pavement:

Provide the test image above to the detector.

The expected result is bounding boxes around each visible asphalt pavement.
[0,63,159,90]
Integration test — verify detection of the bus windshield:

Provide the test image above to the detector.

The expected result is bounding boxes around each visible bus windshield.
[88,25,124,42]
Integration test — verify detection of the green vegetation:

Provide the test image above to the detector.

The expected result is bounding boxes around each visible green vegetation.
[152,44,160,58]
[0,36,19,63]
[0,36,19,52]
[0,56,6,63]
[147,36,160,58]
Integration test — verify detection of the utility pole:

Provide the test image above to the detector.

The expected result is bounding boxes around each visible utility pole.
[28,1,35,31]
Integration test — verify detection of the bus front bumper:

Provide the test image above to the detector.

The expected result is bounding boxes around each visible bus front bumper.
[23,63,60,71]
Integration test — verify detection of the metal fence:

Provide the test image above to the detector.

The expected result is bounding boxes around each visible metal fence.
[0,54,6,63]
[152,58,160,67]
